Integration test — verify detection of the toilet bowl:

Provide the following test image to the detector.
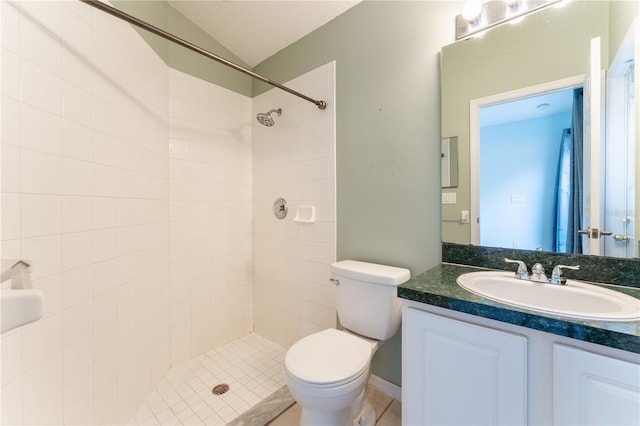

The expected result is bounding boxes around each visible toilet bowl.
[285,328,379,426]
[284,260,411,426]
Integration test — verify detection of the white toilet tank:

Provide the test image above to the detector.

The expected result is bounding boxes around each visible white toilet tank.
[331,260,411,341]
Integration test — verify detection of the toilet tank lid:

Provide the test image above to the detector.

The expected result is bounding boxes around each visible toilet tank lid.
[331,260,410,286]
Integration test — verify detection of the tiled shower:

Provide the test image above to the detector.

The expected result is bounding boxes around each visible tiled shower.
[0,1,336,424]
[252,62,337,349]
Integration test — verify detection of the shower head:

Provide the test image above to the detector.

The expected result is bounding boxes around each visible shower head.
[256,108,282,127]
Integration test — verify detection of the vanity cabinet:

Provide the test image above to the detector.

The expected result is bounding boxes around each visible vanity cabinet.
[553,344,640,425]
[402,301,640,426]
[403,306,527,425]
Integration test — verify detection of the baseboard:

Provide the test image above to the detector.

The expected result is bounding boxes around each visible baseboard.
[369,374,402,402]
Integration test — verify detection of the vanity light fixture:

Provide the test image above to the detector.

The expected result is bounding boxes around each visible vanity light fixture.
[505,0,522,15]
[462,0,484,25]
[456,0,565,40]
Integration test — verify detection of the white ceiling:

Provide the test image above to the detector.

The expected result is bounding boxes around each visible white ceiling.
[480,89,575,127]
[168,0,361,67]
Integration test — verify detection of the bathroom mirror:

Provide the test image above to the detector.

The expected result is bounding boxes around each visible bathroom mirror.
[441,0,639,259]
[442,137,459,188]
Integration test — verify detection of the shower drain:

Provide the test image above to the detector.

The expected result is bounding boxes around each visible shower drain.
[212,384,230,395]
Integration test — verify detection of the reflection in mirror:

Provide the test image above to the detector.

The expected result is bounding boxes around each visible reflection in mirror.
[606,23,637,258]
[478,88,576,252]
[441,0,639,259]
[442,137,459,188]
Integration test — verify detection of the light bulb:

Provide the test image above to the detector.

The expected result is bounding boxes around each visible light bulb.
[505,0,522,14]
[462,0,483,24]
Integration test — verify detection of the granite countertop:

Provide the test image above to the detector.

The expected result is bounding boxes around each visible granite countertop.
[398,263,640,354]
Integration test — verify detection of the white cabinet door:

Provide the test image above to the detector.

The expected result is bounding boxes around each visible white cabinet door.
[403,308,527,425]
[553,344,640,425]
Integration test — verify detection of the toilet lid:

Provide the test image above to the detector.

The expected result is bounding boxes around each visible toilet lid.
[285,329,372,386]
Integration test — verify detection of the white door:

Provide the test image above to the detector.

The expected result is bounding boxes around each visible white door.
[605,19,637,258]
[582,37,605,255]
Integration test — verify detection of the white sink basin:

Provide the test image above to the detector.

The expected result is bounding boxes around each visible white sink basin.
[457,271,640,322]
[1,288,44,333]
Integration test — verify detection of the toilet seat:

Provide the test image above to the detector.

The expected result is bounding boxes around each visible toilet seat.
[285,328,372,387]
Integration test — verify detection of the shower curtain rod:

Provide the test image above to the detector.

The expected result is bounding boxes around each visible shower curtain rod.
[79,0,327,110]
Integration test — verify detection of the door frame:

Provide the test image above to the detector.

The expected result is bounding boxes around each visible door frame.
[469,75,585,245]
[605,18,638,258]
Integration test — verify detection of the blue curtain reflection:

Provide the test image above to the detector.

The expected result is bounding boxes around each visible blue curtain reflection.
[554,88,584,253]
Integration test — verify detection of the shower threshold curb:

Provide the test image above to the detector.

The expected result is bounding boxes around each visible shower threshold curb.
[227,385,295,426]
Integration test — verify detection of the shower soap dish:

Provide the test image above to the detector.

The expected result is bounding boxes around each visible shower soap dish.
[294,206,316,223]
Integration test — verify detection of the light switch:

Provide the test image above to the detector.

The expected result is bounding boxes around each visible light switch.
[442,192,457,204]
[460,210,469,224]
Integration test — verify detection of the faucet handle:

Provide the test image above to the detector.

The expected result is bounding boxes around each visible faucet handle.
[550,264,580,284]
[531,263,545,275]
[530,263,550,283]
[504,258,529,279]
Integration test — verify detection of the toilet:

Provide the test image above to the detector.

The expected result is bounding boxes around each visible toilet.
[285,260,410,426]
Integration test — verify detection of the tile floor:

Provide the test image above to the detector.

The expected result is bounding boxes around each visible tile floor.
[130,333,401,425]
[267,382,402,426]
[131,334,286,425]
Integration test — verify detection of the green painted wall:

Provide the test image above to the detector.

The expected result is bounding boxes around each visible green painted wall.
[609,0,640,64]
[253,0,462,385]
[440,1,613,245]
[112,0,252,96]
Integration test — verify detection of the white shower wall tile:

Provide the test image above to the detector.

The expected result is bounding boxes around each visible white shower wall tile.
[34,273,63,320]
[0,2,333,425]
[0,0,173,423]
[20,148,62,194]
[252,62,337,349]
[1,142,21,194]
[21,234,63,280]
[20,58,63,116]
[20,103,63,155]
[167,67,253,367]
[1,47,21,100]
[19,2,62,76]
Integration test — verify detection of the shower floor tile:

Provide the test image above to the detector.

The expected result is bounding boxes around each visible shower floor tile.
[131,333,286,425]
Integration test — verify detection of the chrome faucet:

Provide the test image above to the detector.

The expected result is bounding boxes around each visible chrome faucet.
[504,258,579,285]
[549,264,580,285]
[531,263,548,283]
[504,258,529,280]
